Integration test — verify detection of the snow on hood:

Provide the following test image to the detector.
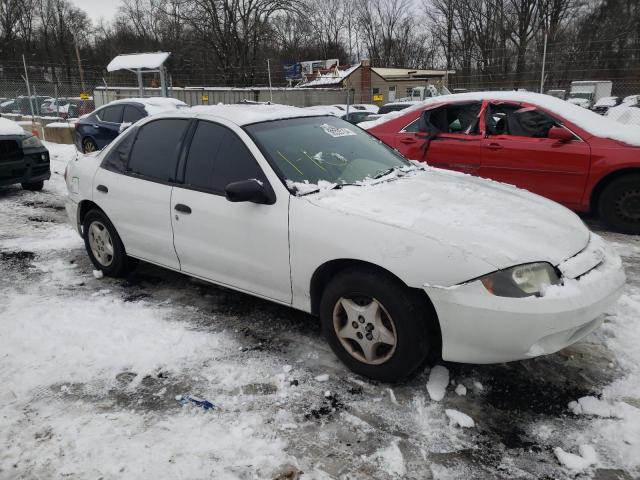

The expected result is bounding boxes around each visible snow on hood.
[302,168,589,269]
[361,91,640,147]
[606,104,640,127]
[0,117,26,136]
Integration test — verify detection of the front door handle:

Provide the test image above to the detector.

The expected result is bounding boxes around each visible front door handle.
[485,143,503,150]
[96,184,108,193]
[174,204,192,214]
[399,137,418,144]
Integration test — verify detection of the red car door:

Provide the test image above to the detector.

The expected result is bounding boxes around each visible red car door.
[394,101,484,174]
[479,101,591,208]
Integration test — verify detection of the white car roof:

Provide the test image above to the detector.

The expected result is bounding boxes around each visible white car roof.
[188,104,329,125]
[101,97,188,116]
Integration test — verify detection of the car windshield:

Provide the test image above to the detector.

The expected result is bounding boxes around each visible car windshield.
[245,116,410,192]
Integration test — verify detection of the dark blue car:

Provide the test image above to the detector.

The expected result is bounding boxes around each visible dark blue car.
[74,98,187,153]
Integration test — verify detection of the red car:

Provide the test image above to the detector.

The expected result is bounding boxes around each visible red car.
[364,92,640,234]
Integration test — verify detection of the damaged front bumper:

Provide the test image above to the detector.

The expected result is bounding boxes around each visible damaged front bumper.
[425,234,626,364]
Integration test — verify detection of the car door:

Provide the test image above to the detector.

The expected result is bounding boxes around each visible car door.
[171,120,291,303]
[394,102,484,174]
[479,101,591,207]
[92,118,190,269]
[95,105,125,148]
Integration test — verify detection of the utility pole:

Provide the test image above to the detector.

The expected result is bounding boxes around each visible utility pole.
[267,59,273,103]
[22,54,34,117]
[540,32,548,94]
[73,34,86,94]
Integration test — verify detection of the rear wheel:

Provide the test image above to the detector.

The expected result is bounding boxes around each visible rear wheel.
[598,175,640,234]
[319,267,438,382]
[22,180,44,191]
[82,137,98,154]
[82,209,137,277]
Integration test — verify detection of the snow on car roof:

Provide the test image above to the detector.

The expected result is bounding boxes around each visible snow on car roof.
[361,91,640,146]
[188,104,326,125]
[107,52,171,72]
[104,97,187,116]
[0,117,26,136]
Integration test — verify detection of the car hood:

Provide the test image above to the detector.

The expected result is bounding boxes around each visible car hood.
[302,168,590,270]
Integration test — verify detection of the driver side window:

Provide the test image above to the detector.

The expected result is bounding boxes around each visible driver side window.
[403,102,482,134]
[183,121,268,194]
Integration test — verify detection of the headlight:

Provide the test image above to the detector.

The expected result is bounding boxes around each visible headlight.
[480,262,560,298]
[22,135,42,148]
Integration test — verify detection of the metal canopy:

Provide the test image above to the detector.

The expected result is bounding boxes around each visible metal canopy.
[106,52,171,97]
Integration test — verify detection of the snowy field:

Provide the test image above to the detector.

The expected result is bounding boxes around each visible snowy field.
[1,143,639,479]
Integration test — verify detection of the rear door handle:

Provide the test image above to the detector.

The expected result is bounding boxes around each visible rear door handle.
[174,204,192,214]
[96,184,108,193]
[399,137,418,144]
[485,143,503,150]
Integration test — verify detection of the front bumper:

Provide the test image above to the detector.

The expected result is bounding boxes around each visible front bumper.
[425,234,625,364]
[0,147,50,187]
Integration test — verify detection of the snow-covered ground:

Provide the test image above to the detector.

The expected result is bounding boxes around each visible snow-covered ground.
[1,143,639,479]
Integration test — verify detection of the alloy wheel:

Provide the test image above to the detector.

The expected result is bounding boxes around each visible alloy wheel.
[332,296,397,365]
[88,221,114,267]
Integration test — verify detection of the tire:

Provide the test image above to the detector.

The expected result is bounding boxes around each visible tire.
[21,180,44,191]
[82,209,138,277]
[598,174,640,234]
[82,137,98,154]
[319,267,438,382]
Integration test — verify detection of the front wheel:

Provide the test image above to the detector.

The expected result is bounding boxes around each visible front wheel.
[598,175,640,234]
[82,209,137,277]
[82,137,98,154]
[319,267,438,382]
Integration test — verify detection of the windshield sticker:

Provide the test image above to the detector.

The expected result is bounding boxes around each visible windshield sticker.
[320,123,357,138]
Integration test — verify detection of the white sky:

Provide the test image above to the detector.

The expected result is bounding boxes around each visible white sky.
[68,0,120,23]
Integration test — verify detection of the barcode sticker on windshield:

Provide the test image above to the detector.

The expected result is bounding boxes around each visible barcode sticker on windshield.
[320,124,357,138]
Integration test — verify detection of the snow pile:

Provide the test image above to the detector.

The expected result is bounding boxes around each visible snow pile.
[361,91,640,147]
[554,445,598,472]
[568,396,623,418]
[0,117,26,135]
[445,409,475,428]
[427,365,449,401]
[368,440,406,476]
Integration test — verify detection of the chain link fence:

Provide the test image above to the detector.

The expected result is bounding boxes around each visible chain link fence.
[2,63,639,138]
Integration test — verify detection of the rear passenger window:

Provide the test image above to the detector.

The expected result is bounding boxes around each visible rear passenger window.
[123,106,145,123]
[184,121,267,193]
[101,106,124,123]
[128,119,189,181]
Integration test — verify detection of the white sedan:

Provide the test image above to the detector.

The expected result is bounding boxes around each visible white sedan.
[64,104,625,381]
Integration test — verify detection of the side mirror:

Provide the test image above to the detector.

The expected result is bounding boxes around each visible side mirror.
[225,179,274,205]
[548,126,574,142]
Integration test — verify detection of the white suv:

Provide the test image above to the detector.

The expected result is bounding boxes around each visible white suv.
[65,104,625,381]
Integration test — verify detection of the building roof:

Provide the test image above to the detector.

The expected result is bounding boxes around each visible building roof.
[371,67,454,80]
[297,64,361,88]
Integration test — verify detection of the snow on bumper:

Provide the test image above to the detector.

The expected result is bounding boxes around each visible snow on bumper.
[425,234,625,364]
